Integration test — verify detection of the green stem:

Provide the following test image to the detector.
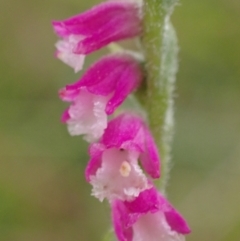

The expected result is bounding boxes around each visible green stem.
[141,0,179,192]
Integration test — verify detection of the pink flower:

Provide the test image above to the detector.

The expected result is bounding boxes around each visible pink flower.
[60,54,143,142]
[85,113,160,201]
[52,0,142,72]
[112,187,191,241]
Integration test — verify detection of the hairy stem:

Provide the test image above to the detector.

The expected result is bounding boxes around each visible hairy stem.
[141,0,179,191]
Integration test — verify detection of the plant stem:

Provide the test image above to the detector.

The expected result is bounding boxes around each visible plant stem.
[141,0,179,192]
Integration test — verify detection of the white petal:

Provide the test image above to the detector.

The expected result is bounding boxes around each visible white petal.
[90,148,150,201]
[55,35,85,72]
[67,88,108,142]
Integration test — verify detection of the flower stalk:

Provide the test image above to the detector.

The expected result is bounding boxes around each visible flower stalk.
[140,0,179,192]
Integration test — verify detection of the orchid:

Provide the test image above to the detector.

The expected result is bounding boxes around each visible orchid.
[52,0,142,72]
[85,113,160,201]
[112,187,191,241]
[59,54,143,142]
[52,0,191,240]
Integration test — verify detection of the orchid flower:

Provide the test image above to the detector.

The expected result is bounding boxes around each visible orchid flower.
[52,0,142,72]
[112,187,191,241]
[59,54,143,142]
[85,113,160,201]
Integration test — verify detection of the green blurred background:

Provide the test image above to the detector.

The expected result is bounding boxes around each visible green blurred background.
[0,0,240,240]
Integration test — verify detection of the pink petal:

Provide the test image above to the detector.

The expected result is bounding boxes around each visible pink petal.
[52,0,142,54]
[85,143,105,182]
[164,209,191,235]
[162,198,191,235]
[100,113,145,151]
[61,108,70,123]
[64,54,143,113]
[123,187,159,214]
[139,127,161,178]
[112,200,133,241]
[104,57,142,115]
[159,191,191,234]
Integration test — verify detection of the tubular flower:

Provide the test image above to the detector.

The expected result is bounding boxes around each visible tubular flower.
[112,187,191,241]
[52,0,142,72]
[85,113,161,202]
[59,54,143,142]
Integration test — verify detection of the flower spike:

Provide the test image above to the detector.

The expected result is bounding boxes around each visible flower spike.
[52,0,142,71]
[60,54,143,142]
[85,113,161,202]
[112,187,191,241]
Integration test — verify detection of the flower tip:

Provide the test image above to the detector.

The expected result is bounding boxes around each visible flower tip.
[105,103,114,115]
[52,20,66,36]
[152,171,160,179]
[61,109,70,123]
[58,88,66,99]
[51,20,57,26]
[164,209,191,235]
[51,20,57,30]
[183,226,191,235]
